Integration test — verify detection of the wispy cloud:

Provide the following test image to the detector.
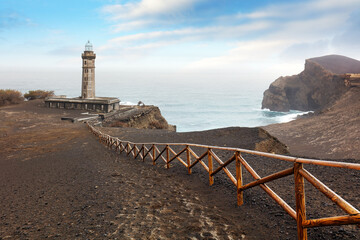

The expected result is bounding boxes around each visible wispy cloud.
[98,0,360,74]
[186,40,287,69]
[102,0,202,20]
[101,0,204,32]
[48,45,81,56]
[0,10,33,30]
[183,0,360,70]
[235,0,359,20]
[332,10,360,51]
[103,21,270,45]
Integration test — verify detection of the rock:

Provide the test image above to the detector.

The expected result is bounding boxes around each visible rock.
[262,55,360,112]
[111,172,121,177]
[102,106,176,131]
[255,128,289,154]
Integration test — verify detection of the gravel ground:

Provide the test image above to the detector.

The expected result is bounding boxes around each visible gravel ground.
[0,100,359,239]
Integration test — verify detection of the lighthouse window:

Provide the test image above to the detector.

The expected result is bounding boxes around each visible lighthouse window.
[84,60,87,65]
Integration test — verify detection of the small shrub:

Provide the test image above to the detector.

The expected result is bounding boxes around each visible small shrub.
[0,89,24,107]
[24,90,54,100]
[137,101,145,107]
[109,121,128,128]
[149,120,168,129]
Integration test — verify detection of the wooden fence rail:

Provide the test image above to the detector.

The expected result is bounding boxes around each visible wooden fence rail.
[87,123,360,240]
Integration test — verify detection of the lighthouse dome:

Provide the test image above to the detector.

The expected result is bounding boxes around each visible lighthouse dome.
[85,40,93,51]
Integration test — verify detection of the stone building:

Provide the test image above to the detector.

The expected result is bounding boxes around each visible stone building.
[45,41,120,113]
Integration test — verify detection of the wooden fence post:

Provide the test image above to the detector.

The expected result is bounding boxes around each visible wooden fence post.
[294,162,307,240]
[166,145,170,169]
[208,148,214,185]
[236,151,243,206]
[142,144,145,161]
[152,144,156,165]
[187,145,191,174]
[133,144,137,159]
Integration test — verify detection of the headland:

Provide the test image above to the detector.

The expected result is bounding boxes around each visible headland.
[262,55,360,160]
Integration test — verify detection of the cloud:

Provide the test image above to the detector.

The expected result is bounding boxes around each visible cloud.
[101,0,207,33]
[235,0,360,20]
[112,20,155,32]
[183,0,360,74]
[99,0,360,75]
[99,20,272,55]
[0,10,32,30]
[48,46,81,56]
[332,10,360,50]
[280,40,330,61]
[185,40,286,70]
[102,0,202,20]
[111,21,269,43]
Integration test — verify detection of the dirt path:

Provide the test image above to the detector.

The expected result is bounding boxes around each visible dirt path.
[0,100,359,239]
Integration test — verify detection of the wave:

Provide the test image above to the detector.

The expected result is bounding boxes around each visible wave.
[120,101,137,106]
[261,109,312,123]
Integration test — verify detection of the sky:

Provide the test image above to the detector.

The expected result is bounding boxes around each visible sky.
[1,0,360,93]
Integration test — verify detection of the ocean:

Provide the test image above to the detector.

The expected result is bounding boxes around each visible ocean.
[1,76,308,132]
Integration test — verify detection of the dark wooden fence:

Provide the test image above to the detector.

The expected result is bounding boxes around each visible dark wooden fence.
[87,124,360,240]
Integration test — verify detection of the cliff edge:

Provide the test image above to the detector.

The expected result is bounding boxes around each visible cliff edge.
[101,105,176,131]
[262,55,360,112]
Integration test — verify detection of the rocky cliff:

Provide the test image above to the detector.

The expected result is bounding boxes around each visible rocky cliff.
[102,105,176,131]
[262,55,360,112]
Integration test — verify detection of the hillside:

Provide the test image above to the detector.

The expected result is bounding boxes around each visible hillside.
[262,55,360,112]
[309,55,360,74]
[264,87,360,160]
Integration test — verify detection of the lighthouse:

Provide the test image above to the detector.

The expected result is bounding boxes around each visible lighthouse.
[45,40,119,113]
[81,41,96,99]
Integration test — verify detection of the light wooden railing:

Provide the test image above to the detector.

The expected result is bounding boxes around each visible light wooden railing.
[87,124,360,240]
